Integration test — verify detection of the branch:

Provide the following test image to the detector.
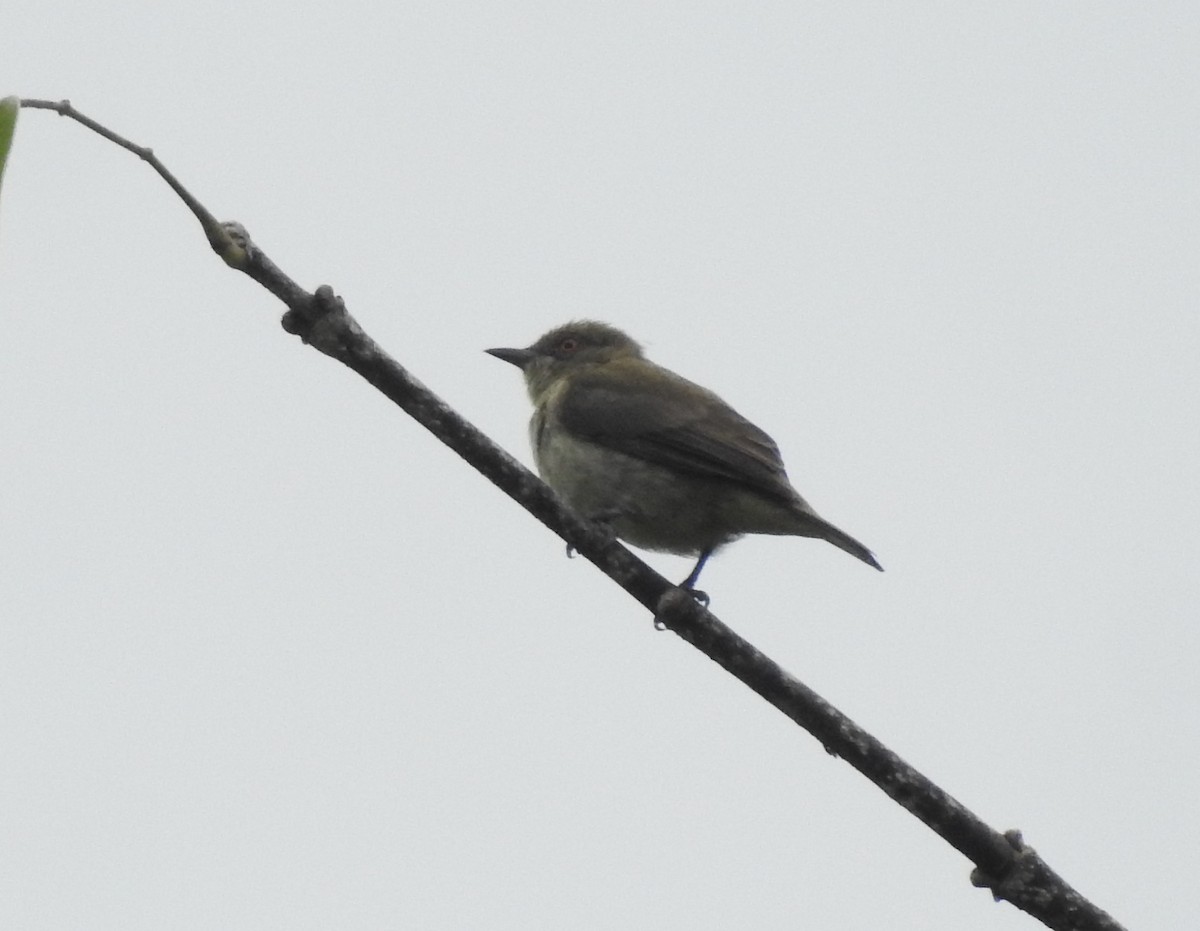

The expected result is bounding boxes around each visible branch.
[18,98,1125,931]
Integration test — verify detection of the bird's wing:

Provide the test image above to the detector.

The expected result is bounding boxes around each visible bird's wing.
[555,360,797,504]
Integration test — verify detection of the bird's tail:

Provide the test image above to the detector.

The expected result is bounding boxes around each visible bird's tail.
[812,515,884,571]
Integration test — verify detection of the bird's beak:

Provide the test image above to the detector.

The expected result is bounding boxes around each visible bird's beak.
[485,347,536,369]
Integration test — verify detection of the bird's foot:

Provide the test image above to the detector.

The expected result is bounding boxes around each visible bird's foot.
[652,579,708,631]
[675,549,713,606]
[653,586,709,631]
[565,509,622,559]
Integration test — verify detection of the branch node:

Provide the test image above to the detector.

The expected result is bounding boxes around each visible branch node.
[970,829,1029,899]
[281,285,356,358]
[214,221,251,269]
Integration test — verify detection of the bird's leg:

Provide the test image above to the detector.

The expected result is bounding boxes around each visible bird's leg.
[565,508,623,558]
[678,550,713,606]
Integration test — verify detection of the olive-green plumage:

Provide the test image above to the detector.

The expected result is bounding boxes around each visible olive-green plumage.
[487,321,881,590]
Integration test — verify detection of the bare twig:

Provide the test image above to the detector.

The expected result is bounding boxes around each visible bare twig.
[18,98,1125,931]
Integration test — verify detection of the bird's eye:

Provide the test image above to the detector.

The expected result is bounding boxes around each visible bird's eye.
[558,337,579,355]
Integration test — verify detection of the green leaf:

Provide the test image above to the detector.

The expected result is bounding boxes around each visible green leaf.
[0,96,18,208]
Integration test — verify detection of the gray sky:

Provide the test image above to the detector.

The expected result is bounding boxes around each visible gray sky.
[3,3,1197,929]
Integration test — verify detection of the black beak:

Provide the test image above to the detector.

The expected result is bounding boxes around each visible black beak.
[485,347,536,369]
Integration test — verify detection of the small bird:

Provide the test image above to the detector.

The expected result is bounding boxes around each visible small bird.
[487,321,881,594]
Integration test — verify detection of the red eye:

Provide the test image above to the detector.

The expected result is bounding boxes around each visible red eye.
[558,337,579,354]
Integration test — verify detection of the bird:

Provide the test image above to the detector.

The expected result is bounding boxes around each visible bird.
[487,321,881,596]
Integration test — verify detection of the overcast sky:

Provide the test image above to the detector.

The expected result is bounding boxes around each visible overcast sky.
[3,3,1197,929]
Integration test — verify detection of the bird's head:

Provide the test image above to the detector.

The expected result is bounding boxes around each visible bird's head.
[487,321,644,403]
